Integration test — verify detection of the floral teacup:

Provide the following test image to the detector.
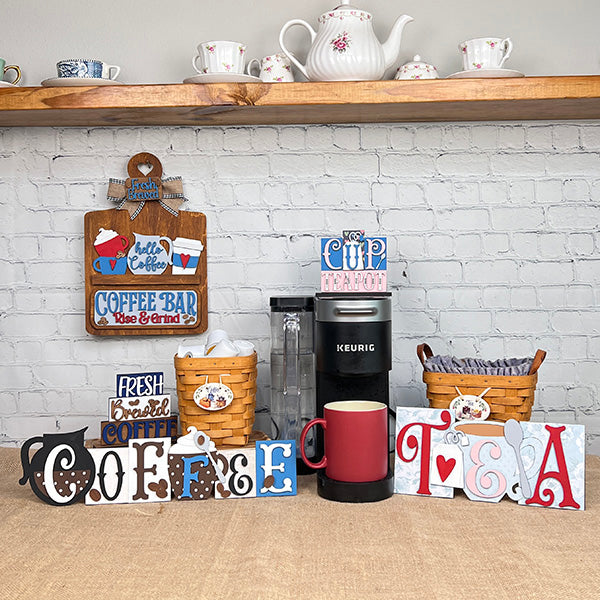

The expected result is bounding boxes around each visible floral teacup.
[246,53,294,82]
[459,37,513,71]
[192,41,246,75]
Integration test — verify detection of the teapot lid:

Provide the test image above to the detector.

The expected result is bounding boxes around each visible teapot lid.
[319,0,372,22]
[401,55,436,68]
[405,55,426,66]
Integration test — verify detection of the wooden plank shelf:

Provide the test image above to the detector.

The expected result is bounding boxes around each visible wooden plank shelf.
[2,76,600,127]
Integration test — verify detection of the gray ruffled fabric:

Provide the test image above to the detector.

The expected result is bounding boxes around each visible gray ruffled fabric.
[424,355,533,376]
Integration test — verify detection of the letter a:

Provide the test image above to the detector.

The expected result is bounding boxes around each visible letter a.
[525,425,581,509]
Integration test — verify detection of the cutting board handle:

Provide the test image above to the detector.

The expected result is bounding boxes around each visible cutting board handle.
[127,152,163,179]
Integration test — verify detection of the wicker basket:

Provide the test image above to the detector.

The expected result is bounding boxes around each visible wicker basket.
[417,344,546,422]
[174,352,257,446]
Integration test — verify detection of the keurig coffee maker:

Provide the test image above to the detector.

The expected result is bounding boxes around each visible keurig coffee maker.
[314,292,393,502]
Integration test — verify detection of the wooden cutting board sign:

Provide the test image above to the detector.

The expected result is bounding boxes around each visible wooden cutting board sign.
[84,153,207,336]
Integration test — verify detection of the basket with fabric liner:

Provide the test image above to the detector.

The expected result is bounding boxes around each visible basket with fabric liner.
[417,343,546,422]
[174,352,257,446]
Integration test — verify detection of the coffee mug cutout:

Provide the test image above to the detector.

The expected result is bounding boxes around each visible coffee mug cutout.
[193,378,234,411]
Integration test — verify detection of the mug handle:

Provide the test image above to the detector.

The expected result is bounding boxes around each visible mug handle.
[246,58,261,77]
[498,38,513,68]
[160,236,173,264]
[106,64,120,81]
[119,236,129,250]
[300,418,327,469]
[4,65,21,85]
[93,257,102,273]
[192,55,205,75]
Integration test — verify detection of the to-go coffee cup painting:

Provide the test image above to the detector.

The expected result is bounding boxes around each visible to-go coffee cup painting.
[172,237,204,275]
[300,400,388,483]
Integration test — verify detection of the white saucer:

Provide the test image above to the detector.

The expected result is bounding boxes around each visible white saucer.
[41,77,124,87]
[447,68,524,79]
[183,73,262,84]
[0,81,18,88]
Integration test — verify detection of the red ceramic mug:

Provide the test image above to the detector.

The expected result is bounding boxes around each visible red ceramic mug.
[300,400,388,483]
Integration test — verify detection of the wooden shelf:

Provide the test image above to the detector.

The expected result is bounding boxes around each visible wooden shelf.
[2,76,600,127]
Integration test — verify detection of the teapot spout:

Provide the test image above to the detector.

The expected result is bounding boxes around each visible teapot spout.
[382,14,414,70]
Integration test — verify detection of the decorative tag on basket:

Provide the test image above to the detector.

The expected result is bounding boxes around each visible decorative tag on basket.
[449,387,491,421]
[193,377,234,411]
[84,152,207,336]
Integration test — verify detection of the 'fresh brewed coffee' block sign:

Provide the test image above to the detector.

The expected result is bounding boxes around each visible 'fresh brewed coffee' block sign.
[84,153,207,336]
[321,230,387,292]
[101,371,174,446]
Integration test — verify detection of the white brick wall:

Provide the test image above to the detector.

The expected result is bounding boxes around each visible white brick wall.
[1,122,599,454]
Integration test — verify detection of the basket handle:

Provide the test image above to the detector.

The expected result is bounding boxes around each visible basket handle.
[416,343,434,367]
[528,349,547,375]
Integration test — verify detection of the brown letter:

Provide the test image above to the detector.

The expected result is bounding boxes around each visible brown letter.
[132,440,165,501]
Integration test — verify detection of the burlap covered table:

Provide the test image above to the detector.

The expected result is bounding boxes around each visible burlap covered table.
[1,447,599,599]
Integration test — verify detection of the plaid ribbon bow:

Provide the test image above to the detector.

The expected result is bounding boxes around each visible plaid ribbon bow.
[106,176,187,220]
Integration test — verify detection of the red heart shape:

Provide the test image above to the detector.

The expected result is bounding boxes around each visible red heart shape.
[180,253,190,268]
[436,455,456,483]
[110,259,117,270]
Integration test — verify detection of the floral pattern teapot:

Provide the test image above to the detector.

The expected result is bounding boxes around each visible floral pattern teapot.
[279,0,413,81]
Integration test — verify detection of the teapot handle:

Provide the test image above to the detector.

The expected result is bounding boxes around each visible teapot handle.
[279,19,316,80]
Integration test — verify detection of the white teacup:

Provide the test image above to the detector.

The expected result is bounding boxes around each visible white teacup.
[459,37,513,71]
[206,339,239,358]
[246,53,294,82]
[192,41,246,75]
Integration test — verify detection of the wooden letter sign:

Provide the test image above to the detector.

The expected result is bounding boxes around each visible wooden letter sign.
[84,153,207,336]
[394,407,585,510]
[321,230,387,293]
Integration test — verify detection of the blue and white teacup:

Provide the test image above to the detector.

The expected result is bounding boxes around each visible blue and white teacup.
[56,58,120,80]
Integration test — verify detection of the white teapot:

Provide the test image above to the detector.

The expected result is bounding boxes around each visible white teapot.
[279,0,413,81]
